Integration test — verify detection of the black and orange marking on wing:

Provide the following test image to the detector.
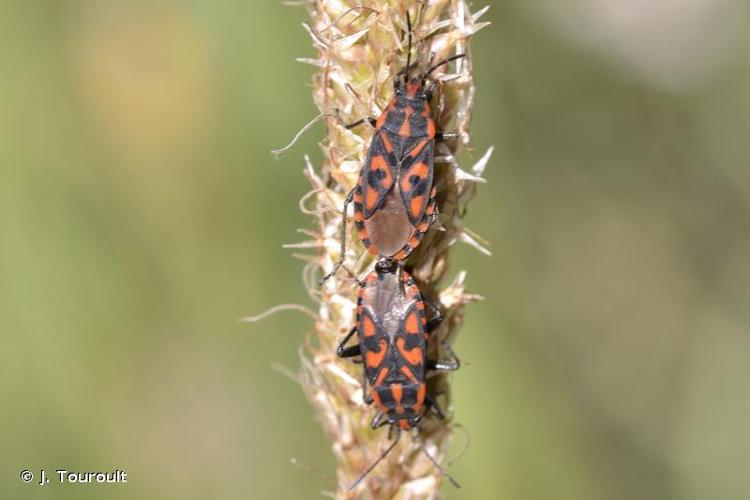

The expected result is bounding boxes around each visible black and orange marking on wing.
[400,365,418,383]
[404,309,421,335]
[415,384,426,412]
[399,140,434,226]
[352,180,378,256]
[365,338,388,369]
[396,337,423,366]
[360,133,397,219]
[329,12,470,487]
[320,27,464,288]
[392,187,437,261]
[361,312,377,337]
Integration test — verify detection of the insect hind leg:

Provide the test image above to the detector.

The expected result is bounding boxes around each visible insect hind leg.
[426,342,461,372]
[424,299,460,371]
[424,393,446,420]
[435,131,459,142]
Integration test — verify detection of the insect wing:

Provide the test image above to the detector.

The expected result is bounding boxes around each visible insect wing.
[399,139,435,226]
[361,132,397,219]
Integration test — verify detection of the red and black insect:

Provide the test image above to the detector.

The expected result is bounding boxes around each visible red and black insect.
[337,258,460,490]
[320,14,465,285]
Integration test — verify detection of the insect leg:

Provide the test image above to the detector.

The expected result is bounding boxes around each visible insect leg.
[426,186,440,226]
[424,393,446,420]
[336,326,361,358]
[370,411,388,429]
[427,357,460,372]
[424,300,460,370]
[424,300,444,334]
[343,117,377,130]
[319,188,356,286]
[435,131,459,142]
[426,342,461,372]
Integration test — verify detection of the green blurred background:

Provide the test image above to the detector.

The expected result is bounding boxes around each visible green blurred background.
[2,1,749,499]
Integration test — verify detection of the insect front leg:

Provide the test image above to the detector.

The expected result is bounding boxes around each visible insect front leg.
[337,326,361,358]
[342,116,377,130]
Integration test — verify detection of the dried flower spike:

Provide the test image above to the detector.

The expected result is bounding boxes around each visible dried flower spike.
[293,1,491,497]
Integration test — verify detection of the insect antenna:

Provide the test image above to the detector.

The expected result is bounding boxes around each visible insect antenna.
[347,427,402,491]
[405,10,413,77]
[419,440,461,488]
[446,422,472,467]
[393,11,417,82]
[425,53,466,76]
